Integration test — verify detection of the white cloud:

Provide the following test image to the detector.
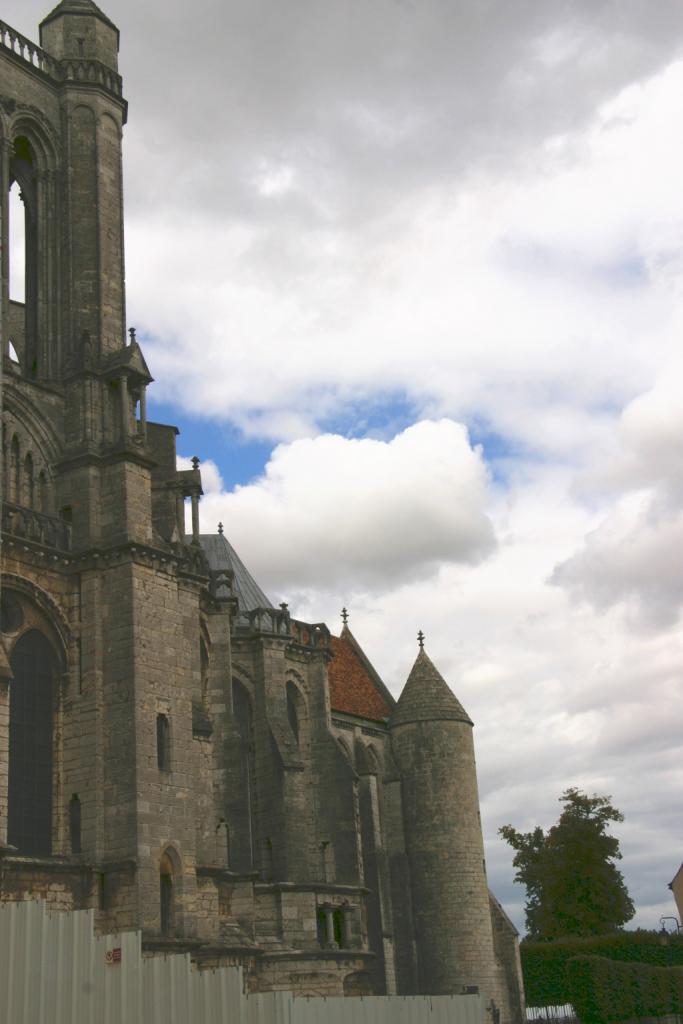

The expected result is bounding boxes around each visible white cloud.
[127,58,683,464]
[193,419,495,591]
[552,369,683,628]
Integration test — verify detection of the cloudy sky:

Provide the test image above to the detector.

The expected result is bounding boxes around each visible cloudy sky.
[8,0,683,936]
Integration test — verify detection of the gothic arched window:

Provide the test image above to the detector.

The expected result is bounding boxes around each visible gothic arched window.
[8,178,25,304]
[10,137,39,375]
[8,630,56,855]
[160,851,175,936]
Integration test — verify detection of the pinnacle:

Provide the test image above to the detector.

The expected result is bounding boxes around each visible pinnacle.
[389,647,473,728]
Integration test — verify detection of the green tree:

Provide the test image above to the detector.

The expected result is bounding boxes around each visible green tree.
[499,788,635,940]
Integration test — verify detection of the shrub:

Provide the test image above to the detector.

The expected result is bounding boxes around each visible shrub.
[566,955,683,1023]
[522,930,683,1007]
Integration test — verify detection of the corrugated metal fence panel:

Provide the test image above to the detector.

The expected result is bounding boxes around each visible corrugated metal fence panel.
[287,993,486,1024]
[192,962,246,1024]
[0,901,487,1024]
[142,951,196,1024]
[46,902,95,1024]
[93,927,143,1024]
[0,899,96,1024]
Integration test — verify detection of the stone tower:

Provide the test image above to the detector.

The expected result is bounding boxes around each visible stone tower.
[390,645,512,1014]
[0,4,524,1016]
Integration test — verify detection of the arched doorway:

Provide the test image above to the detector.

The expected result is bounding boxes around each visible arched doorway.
[7,630,57,855]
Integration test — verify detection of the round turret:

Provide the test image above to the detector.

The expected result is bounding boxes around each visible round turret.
[390,645,502,1003]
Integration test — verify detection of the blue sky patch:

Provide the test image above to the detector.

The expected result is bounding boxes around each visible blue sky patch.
[148,398,274,490]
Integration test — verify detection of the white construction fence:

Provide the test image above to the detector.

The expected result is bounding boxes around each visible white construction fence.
[0,900,487,1024]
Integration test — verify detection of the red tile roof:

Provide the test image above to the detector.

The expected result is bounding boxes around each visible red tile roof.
[328,630,393,722]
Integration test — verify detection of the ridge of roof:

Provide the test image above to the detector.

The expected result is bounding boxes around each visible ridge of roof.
[389,648,472,728]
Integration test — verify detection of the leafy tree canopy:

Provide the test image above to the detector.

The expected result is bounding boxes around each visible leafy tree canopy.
[499,788,635,941]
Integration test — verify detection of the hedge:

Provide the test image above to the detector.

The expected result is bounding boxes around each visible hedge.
[522,931,683,1007]
[566,954,683,1024]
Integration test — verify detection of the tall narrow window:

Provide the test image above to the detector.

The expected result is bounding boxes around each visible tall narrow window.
[259,837,273,881]
[200,637,209,703]
[286,681,300,744]
[69,794,81,854]
[98,872,109,911]
[8,630,55,855]
[232,680,255,870]
[24,453,34,508]
[9,179,25,304]
[38,471,48,513]
[156,713,171,771]
[10,435,20,504]
[320,840,335,883]
[216,819,230,869]
[10,138,38,377]
[160,852,174,936]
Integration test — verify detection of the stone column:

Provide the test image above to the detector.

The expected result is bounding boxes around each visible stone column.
[0,660,12,847]
[120,375,130,439]
[138,384,147,439]
[0,138,10,357]
[341,903,353,949]
[324,905,337,949]
[176,493,185,538]
[191,491,200,544]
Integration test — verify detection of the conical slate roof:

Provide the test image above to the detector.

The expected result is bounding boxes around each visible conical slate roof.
[389,648,472,728]
[41,0,118,31]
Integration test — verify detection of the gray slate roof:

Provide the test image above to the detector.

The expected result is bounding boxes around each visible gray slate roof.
[197,533,273,612]
[389,648,472,728]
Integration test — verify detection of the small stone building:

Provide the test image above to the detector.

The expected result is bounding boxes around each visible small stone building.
[0,2,523,1018]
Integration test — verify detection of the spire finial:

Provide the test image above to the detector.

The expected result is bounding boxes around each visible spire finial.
[191,455,200,471]
[128,326,136,345]
[417,629,425,650]
[341,607,349,626]
[217,522,223,535]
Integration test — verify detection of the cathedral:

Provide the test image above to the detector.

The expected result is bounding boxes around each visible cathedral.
[0,1,523,1017]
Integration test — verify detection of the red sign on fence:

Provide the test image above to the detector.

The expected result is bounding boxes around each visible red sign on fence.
[105,947,122,964]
